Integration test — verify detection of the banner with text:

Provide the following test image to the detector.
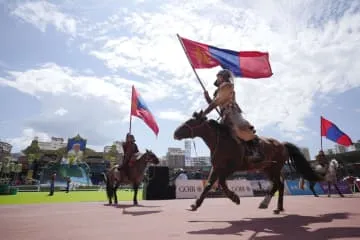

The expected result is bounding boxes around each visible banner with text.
[175,180,204,199]
[175,179,254,199]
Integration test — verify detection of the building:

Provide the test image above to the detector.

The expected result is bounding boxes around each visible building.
[184,140,192,167]
[354,140,360,151]
[37,137,67,151]
[335,144,347,154]
[166,147,185,168]
[325,148,334,155]
[300,147,311,161]
[192,156,211,167]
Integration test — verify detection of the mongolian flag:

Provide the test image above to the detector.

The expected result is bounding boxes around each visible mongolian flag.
[131,85,159,136]
[179,35,273,78]
[321,116,353,146]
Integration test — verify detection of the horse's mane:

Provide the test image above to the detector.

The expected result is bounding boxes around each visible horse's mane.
[208,119,231,136]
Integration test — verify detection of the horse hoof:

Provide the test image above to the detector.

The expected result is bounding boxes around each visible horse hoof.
[315,195,319,197]
[190,204,198,211]
[258,203,268,209]
[340,195,345,198]
[273,209,280,214]
[133,202,138,206]
[232,195,240,205]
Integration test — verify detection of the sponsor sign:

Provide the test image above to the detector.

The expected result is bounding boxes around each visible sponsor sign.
[250,180,272,196]
[320,180,352,195]
[175,180,204,199]
[286,179,324,196]
[227,180,254,197]
[175,179,254,199]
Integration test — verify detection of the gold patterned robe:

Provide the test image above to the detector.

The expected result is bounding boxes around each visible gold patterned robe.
[213,82,256,141]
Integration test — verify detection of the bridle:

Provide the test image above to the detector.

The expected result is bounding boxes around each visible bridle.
[182,119,220,154]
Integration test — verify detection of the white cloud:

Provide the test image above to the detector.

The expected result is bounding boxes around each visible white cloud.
[11,1,77,36]
[81,0,360,139]
[158,110,187,121]
[54,107,68,116]
[6,128,50,152]
[3,0,360,153]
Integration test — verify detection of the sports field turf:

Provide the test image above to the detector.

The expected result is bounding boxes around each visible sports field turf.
[0,189,143,205]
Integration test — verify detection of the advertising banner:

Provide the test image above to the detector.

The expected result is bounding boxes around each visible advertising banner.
[175,179,254,199]
[227,180,254,197]
[286,179,324,195]
[319,180,352,195]
[175,180,204,199]
[250,180,272,196]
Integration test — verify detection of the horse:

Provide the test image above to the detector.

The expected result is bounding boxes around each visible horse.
[173,112,323,214]
[299,158,344,198]
[103,149,160,205]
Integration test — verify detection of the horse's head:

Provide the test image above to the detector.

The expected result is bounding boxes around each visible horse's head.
[329,158,339,170]
[173,111,208,140]
[144,149,160,165]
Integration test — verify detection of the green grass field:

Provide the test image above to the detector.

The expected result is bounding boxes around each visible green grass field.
[0,190,143,205]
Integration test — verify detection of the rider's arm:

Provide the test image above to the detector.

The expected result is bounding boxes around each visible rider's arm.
[133,143,139,153]
[203,83,234,116]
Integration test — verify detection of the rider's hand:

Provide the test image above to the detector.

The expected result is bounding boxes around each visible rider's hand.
[204,91,212,104]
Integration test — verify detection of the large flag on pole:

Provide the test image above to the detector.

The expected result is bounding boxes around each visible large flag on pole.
[178,35,273,78]
[131,86,159,136]
[321,116,353,147]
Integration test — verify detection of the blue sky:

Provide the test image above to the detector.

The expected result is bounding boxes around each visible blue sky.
[0,0,359,160]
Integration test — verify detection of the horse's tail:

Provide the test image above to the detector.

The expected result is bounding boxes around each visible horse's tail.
[284,142,323,182]
[103,171,113,200]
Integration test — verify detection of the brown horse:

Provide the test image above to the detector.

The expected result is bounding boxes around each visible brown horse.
[103,149,160,205]
[173,112,323,214]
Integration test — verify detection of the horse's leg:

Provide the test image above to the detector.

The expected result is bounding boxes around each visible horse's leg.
[114,185,118,205]
[259,177,279,210]
[190,169,218,211]
[328,181,331,197]
[218,176,240,205]
[274,174,285,214]
[133,182,139,205]
[333,183,345,198]
[309,181,319,197]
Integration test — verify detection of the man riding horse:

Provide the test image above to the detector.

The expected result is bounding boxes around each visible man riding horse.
[316,150,329,175]
[202,69,263,164]
[118,133,139,177]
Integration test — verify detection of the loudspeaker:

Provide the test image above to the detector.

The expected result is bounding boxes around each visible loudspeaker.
[147,166,169,186]
[144,166,172,200]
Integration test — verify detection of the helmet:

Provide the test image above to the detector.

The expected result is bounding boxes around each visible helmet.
[213,69,234,86]
[126,133,135,142]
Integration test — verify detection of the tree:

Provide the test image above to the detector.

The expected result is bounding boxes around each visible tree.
[105,144,119,167]
[22,140,41,163]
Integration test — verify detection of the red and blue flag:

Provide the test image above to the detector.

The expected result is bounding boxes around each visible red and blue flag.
[179,36,273,78]
[131,86,159,136]
[321,116,353,146]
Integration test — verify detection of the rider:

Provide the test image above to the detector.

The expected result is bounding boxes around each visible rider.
[202,69,263,164]
[316,150,328,174]
[118,133,139,177]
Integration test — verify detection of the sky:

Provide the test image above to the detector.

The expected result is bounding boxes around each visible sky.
[0,0,359,160]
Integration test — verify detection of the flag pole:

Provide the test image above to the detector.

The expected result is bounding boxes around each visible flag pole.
[320,116,323,151]
[176,34,206,91]
[129,86,134,134]
[176,33,221,116]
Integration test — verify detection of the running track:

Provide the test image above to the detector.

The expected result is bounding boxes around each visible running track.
[1,195,360,240]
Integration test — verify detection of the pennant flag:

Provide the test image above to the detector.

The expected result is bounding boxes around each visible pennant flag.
[131,86,159,136]
[321,116,353,146]
[179,36,273,78]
